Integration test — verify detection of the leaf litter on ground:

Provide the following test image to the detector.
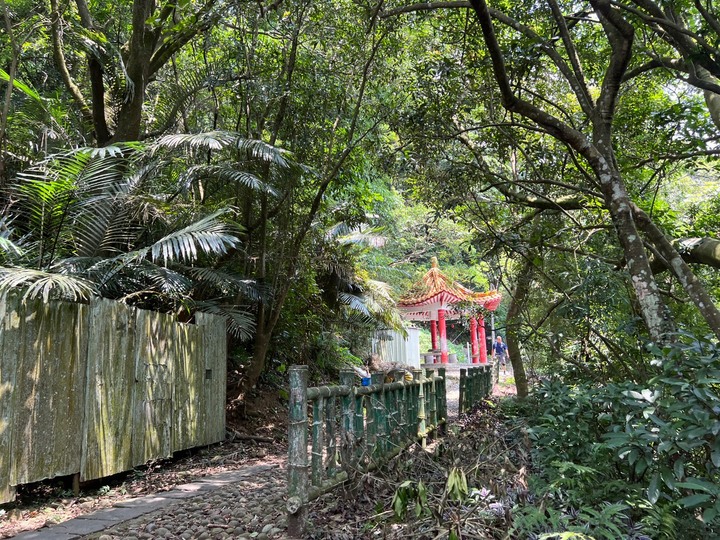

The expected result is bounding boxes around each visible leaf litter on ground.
[305,396,531,539]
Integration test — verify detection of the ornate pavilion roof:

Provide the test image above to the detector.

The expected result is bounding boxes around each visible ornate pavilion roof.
[397,257,502,314]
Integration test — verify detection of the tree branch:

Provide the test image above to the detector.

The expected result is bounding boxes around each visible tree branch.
[547,0,595,115]
[75,0,111,144]
[49,0,93,130]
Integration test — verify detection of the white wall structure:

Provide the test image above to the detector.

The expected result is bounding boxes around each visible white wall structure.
[371,327,421,368]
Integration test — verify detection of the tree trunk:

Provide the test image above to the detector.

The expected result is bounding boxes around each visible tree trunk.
[588,152,675,342]
[632,205,720,339]
[244,329,273,392]
[110,0,154,143]
[673,238,720,269]
[506,258,532,398]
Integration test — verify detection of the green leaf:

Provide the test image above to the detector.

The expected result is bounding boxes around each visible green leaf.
[712,439,720,468]
[0,68,42,103]
[676,478,719,494]
[677,493,713,508]
[648,471,661,504]
[703,506,717,523]
[674,459,685,480]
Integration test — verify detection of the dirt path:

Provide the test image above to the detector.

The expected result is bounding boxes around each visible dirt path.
[443,368,516,423]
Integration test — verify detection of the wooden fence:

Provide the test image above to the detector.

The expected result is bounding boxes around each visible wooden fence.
[458,365,494,414]
[0,295,226,503]
[286,365,448,537]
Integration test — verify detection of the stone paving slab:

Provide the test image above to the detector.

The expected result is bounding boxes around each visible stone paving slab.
[75,506,163,522]
[13,530,79,539]
[49,520,110,535]
[11,463,285,540]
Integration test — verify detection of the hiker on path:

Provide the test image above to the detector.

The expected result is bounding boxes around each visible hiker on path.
[492,336,509,374]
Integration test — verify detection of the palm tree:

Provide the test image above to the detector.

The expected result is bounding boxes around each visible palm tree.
[0,132,294,338]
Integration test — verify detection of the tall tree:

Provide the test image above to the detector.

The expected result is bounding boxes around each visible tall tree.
[48,0,220,145]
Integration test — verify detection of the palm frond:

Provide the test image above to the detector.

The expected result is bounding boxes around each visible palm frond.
[0,217,24,260]
[325,221,354,240]
[180,266,264,300]
[234,138,291,168]
[177,165,275,195]
[112,209,239,266]
[365,279,396,304]
[146,264,194,296]
[190,300,255,341]
[148,209,240,264]
[339,229,387,248]
[152,131,294,170]
[0,266,96,302]
[338,291,372,317]
[148,71,210,136]
[152,131,239,152]
[72,171,142,257]
[0,236,24,259]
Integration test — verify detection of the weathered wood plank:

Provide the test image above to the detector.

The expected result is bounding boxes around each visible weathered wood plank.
[0,294,18,503]
[196,312,226,446]
[133,309,174,466]
[173,322,204,452]
[10,298,87,485]
[81,299,136,480]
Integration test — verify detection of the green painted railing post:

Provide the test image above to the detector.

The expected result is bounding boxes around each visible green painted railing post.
[411,370,421,440]
[417,370,427,448]
[339,370,355,465]
[288,366,309,537]
[459,368,466,414]
[325,395,337,477]
[383,381,391,453]
[398,382,404,437]
[311,397,324,486]
[428,369,437,439]
[389,386,399,447]
[355,392,366,462]
[371,372,384,456]
[437,368,447,433]
[465,368,471,409]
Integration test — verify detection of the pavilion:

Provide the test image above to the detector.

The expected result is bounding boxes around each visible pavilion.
[397,257,502,364]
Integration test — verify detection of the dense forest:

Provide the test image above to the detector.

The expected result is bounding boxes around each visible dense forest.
[2,0,720,536]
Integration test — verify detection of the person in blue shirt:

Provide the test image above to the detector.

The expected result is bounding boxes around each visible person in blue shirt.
[492,336,509,374]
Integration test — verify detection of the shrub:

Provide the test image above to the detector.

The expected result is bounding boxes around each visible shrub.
[518,333,720,539]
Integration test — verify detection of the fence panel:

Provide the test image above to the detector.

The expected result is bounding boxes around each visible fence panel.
[81,299,137,480]
[287,366,447,536]
[198,312,226,446]
[133,309,175,465]
[8,298,88,486]
[0,295,17,502]
[0,294,228,504]
[459,364,493,413]
[173,321,204,452]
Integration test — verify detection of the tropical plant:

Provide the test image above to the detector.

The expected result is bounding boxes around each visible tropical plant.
[0,131,296,337]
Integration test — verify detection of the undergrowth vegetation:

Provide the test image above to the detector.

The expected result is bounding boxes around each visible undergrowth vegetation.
[516,333,720,539]
[307,333,719,539]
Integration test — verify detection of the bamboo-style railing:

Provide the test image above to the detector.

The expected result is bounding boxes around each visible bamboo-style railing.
[287,366,447,537]
[458,364,494,414]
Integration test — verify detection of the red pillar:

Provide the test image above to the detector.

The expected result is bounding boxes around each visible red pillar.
[470,317,479,363]
[430,319,438,351]
[438,309,449,363]
[479,316,488,364]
